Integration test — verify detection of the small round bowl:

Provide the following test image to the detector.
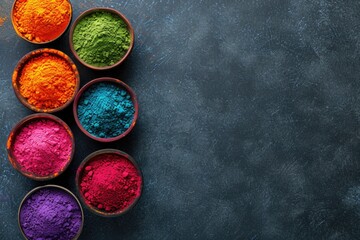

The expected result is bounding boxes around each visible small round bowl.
[11,0,73,44]
[76,149,143,217]
[73,77,138,142]
[12,48,80,113]
[18,185,84,240]
[69,7,134,70]
[7,113,75,181]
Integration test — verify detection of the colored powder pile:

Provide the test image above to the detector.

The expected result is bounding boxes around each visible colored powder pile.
[79,153,142,213]
[12,118,72,177]
[18,52,77,110]
[72,11,131,67]
[19,187,82,240]
[0,17,6,27]
[12,0,71,43]
[77,82,135,138]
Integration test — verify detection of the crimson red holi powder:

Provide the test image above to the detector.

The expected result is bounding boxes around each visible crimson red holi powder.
[79,153,142,213]
[11,118,72,177]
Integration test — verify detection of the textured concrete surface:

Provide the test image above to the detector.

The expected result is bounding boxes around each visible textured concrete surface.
[2,0,360,239]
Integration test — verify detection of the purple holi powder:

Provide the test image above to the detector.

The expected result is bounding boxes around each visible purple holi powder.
[19,187,82,240]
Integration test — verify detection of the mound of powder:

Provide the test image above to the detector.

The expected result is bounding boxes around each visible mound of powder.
[13,0,72,43]
[19,187,82,240]
[79,153,142,213]
[77,82,135,138]
[12,118,72,177]
[72,11,130,67]
[18,52,77,110]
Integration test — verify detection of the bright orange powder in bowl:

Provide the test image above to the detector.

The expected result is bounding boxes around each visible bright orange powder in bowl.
[12,48,79,112]
[12,0,72,43]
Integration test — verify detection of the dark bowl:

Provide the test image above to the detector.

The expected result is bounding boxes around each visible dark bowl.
[6,113,75,181]
[12,48,80,113]
[73,77,139,142]
[11,0,73,44]
[69,7,134,70]
[76,149,143,217]
[18,185,84,240]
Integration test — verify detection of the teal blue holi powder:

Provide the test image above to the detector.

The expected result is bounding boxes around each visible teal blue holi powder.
[77,82,135,138]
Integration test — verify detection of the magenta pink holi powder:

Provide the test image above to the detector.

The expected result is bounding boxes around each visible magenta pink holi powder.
[12,118,72,177]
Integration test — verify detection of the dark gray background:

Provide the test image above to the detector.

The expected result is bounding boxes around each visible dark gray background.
[1,0,360,239]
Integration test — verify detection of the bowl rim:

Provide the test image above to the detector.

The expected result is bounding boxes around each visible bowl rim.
[73,77,139,142]
[6,113,76,181]
[12,48,80,113]
[75,149,143,217]
[69,7,135,70]
[11,0,73,44]
[18,184,84,240]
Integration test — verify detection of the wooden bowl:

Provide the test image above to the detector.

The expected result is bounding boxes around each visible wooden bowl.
[7,113,75,181]
[73,77,138,142]
[76,149,143,217]
[11,0,73,44]
[18,185,84,239]
[12,48,80,113]
[69,7,134,70]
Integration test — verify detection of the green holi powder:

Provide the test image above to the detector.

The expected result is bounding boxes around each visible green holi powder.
[72,11,131,67]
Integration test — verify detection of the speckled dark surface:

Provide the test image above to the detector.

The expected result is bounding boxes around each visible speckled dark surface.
[1,0,360,239]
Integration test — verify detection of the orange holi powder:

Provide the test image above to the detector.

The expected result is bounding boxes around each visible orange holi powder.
[17,51,77,110]
[0,17,6,27]
[12,0,71,43]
